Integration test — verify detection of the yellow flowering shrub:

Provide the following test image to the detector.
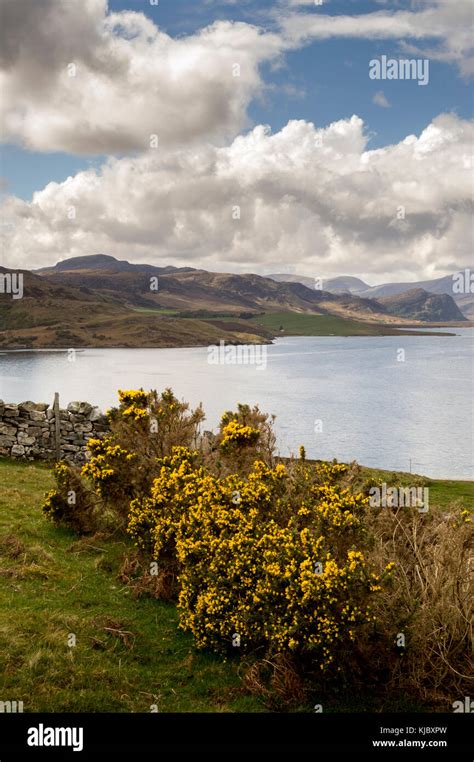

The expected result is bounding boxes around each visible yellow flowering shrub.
[213,403,276,474]
[42,388,205,531]
[109,387,205,458]
[117,389,149,420]
[128,452,384,669]
[81,436,137,511]
[128,447,207,582]
[220,421,260,452]
[42,388,473,704]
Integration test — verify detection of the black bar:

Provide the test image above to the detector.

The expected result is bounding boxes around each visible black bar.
[0,713,472,758]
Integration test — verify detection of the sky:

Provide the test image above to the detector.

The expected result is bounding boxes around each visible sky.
[0,0,473,283]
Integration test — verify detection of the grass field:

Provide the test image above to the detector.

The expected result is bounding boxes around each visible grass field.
[0,458,471,713]
[249,311,451,337]
[357,465,474,507]
[131,307,179,315]
[0,459,264,713]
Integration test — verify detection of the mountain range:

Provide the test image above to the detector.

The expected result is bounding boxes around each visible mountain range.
[0,255,468,349]
[269,272,474,319]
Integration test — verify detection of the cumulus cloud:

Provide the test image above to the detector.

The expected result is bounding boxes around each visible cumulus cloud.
[1,113,472,282]
[0,0,472,157]
[0,0,282,154]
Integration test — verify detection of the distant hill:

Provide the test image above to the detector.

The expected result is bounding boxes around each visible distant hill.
[454,295,474,320]
[377,289,467,322]
[33,255,391,318]
[269,273,370,293]
[361,273,474,320]
[361,274,456,298]
[36,254,196,276]
[268,271,473,318]
[0,256,468,349]
[324,276,370,293]
[0,265,273,349]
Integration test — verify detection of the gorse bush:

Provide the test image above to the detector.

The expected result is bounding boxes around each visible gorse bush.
[82,437,136,501]
[44,388,205,529]
[128,454,385,668]
[212,403,276,475]
[42,388,472,708]
[111,388,205,459]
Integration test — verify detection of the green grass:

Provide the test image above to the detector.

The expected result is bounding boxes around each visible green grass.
[130,307,179,315]
[0,459,264,713]
[357,465,473,509]
[249,311,449,337]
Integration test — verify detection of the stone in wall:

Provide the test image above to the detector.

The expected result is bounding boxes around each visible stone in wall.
[0,400,109,465]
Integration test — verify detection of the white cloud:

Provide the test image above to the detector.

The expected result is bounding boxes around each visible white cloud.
[2,113,472,283]
[373,90,391,108]
[0,0,282,154]
[286,0,329,6]
[281,0,474,76]
[0,0,472,157]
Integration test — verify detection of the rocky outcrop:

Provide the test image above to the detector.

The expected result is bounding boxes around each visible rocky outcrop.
[376,289,467,322]
[0,400,109,464]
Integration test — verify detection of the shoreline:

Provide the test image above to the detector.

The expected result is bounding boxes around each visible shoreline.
[0,323,470,352]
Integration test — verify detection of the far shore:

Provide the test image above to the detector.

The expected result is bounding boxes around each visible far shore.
[1,321,472,351]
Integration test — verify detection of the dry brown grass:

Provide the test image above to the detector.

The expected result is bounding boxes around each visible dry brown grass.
[0,533,25,559]
[118,550,177,601]
[367,506,473,707]
[242,654,306,710]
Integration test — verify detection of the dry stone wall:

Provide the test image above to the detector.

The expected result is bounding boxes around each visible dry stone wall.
[0,400,109,464]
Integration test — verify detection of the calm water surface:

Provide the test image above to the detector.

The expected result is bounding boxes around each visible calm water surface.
[0,331,472,479]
